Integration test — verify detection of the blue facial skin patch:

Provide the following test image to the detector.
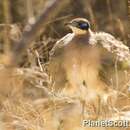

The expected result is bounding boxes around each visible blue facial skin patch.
[79,23,89,30]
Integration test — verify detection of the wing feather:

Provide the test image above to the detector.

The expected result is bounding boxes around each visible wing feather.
[49,33,75,57]
[92,32,130,62]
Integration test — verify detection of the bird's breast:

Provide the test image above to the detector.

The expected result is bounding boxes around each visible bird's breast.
[63,40,100,66]
[62,40,101,86]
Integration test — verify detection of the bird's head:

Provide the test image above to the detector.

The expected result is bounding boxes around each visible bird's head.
[66,18,91,35]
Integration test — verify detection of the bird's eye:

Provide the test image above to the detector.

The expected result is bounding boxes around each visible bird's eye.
[79,23,89,30]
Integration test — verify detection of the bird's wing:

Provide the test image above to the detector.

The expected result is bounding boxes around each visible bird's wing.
[47,33,75,91]
[90,32,130,71]
[92,32,130,62]
[91,32,130,87]
[49,33,75,57]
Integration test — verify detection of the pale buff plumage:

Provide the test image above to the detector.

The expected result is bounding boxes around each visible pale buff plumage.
[48,18,130,109]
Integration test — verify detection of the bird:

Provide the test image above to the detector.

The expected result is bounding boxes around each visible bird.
[48,18,130,107]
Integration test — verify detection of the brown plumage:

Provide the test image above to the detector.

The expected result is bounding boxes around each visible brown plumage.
[48,18,130,104]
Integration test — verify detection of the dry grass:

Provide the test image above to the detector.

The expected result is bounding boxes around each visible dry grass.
[0,67,129,130]
[0,41,129,130]
[0,0,130,130]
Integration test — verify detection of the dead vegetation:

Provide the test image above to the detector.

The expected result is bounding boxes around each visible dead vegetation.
[0,0,129,130]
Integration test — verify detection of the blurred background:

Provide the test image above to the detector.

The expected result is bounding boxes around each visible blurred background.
[0,1,130,130]
[0,0,130,66]
[0,0,129,37]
